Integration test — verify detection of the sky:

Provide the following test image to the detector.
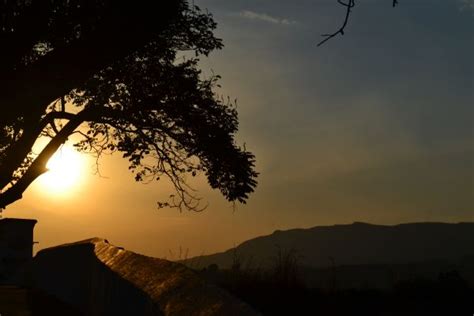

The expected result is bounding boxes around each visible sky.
[7,0,474,259]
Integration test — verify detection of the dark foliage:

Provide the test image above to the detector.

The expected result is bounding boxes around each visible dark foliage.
[0,0,258,210]
[198,252,473,316]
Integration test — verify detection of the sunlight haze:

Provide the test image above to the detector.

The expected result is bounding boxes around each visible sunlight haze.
[6,0,474,259]
[35,145,85,197]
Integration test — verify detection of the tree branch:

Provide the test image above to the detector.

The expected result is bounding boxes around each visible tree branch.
[0,1,180,126]
[318,0,399,47]
[0,110,79,191]
[318,0,355,47]
[0,109,91,209]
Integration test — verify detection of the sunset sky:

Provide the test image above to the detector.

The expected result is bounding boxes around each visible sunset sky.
[8,0,474,259]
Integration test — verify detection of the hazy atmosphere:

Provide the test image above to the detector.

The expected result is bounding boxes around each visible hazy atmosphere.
[8,0,474,259]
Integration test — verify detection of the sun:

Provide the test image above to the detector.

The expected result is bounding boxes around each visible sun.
[36,145,85,196]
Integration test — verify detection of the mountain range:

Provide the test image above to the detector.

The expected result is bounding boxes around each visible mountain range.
[183,222,474,270]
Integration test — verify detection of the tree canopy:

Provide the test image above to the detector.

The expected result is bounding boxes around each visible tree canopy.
[0,0,258,211]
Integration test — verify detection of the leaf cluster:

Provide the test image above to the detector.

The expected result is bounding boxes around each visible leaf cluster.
[0,0,257,211]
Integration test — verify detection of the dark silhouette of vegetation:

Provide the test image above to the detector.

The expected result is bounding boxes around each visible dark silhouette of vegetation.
[186,224,474,314]
[319,0,399,46]
[199,253,474,316]
[0,0,258,211]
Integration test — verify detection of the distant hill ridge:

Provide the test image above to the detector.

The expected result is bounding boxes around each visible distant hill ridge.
[183,222,474,269]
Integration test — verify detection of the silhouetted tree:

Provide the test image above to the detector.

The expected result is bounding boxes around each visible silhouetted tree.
[0,0,258,211]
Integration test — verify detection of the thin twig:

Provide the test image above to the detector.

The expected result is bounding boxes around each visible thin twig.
[318,0,355,47]
[318,0,399,47]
